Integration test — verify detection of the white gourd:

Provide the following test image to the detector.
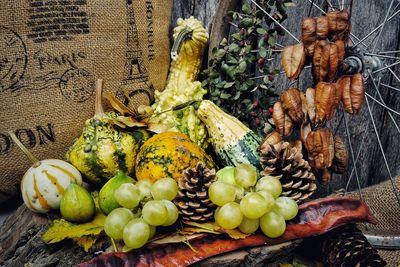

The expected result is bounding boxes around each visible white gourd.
[10,133,82,213]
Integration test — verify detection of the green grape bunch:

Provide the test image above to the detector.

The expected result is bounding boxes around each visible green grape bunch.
[210,164,299,238]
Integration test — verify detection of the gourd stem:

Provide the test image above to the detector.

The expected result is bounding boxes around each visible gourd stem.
[95,79,104,117]
[8,131,40,166]
[170,27,193,61]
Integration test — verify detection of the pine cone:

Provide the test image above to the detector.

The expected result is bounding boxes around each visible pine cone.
[260,140,317,203]
[322,225,386,267]
[174,162,217,223]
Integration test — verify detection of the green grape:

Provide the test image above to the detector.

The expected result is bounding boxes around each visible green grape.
[104,208,134,240]
[149,224,156,239]
[256,191,276,212]
[123,218,150,249]
[208,181,236,206]
[274,197,298,220]
[240,192,270,219]
[161,200,179,226]
[142,200,168,226]
[215,202,243,229]
[151,178,178,201]
[260,211,286,238]
[255,176,282,199]
[238,216,259,234]
[216,167,244,199]
[137,179,153,199]
[122,245,134,252]
[114,183,141,209]
[234,163,257,189]
[216,166,236,185]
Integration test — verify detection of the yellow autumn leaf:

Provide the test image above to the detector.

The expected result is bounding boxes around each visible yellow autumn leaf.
[182,221,221,233]
[223,228,250,239]
[181,221,249,239]
[73,235,99,252]
[42,211,106,244]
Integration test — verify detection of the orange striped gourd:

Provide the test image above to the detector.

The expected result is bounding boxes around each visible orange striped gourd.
[10,133,82,213]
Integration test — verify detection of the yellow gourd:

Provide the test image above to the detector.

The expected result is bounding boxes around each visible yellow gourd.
[10,133,82,213]
[135,132,215,182]
[148,17,209,148]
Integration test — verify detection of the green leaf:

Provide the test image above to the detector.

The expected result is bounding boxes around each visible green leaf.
[224,81,235,88]
[259,46,267,58]
[220,92,231,99]
[268,36,276,46]
[215,49,227,59]
[232,33,242,41]
[220,38,228,46]
[237,61,247,73]
[228,43,240,53]
[239,18,253,28]
[256,28,267,35]
[227,57,238,65]
[234,91,241,100]
[241,3,252,14]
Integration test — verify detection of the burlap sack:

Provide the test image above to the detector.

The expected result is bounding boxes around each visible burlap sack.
[0,0,172,203]
[347,178,400,266]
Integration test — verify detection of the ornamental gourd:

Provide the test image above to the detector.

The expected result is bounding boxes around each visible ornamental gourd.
[135,132,215,182]
[148,17,209,148]
[197,100,262,170]
[66,80,149,183]
[9,132,82,213]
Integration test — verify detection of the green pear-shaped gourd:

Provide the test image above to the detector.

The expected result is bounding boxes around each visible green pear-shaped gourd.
[60,184,95,223]
[99,171,134,214]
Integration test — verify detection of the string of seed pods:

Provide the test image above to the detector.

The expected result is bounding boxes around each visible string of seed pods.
[270,10,365,185]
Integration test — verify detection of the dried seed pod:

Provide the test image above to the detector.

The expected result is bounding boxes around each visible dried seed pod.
[331,135,349,174]
[337,73,365,114]
[306,128,335,170]
[301,122,312,144]
[313,41,340,81]
[260,131,282,154]
[327,10,350,33]
[302,87,316,122]
[315,82,341,122]
[281,88,304,123]
[312,40,328,81]
[335,40,345,64]
[273,101,294,136]
[282,43,307,79]
[319,168,333,185]
[316,16,329,39]
[302,18,317,56]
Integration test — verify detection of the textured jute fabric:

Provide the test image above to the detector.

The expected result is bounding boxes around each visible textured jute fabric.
[347,178,400,266]
[0,0,172,203]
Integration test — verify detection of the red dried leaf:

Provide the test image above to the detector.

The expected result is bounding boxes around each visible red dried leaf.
[79,197,376,267]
